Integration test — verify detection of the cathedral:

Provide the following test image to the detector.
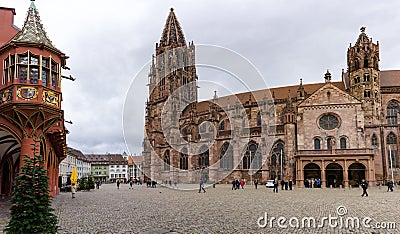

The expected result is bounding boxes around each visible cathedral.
[142,9,400,188]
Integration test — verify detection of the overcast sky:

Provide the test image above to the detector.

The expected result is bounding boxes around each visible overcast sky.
[3,0,400,155]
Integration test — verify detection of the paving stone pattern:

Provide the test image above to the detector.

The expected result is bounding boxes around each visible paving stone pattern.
[1,183,400,233]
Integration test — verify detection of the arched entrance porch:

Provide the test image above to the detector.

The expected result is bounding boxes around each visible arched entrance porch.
[348,162,366,187]
[325,163,343,188]
[304,163,321,187]
[0,129,21,196]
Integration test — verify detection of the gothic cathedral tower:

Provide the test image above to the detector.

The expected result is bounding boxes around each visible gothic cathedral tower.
[347,27,381,124]
[143,9,198,182]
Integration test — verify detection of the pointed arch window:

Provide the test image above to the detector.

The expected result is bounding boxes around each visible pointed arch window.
[199,122,207,133]
[257,112,262,126]
[219,120,225,131]
[387,100,399,125]
[180,148,188,170]
[269,141,284,180]
[371,134,378,148]
[364,59,369,68]
[220,142,233,170]
[243,142,259,170]
[198,146,209,168]
[354,58,360,70]
[164,150,170,171]
[387,132,399,168]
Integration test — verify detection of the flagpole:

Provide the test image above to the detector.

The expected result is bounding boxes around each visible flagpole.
[280,148,283,180]
[389,145,394,183]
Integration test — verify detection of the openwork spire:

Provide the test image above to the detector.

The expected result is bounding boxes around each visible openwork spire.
[12,1,56,49]
[356,26,371,45]
[160,8,186,47]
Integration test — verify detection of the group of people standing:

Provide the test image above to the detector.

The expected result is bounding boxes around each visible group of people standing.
[231,179,246,190]
[273,178,293,193]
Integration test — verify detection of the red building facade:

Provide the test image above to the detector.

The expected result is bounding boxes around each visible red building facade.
[0,1,67,196]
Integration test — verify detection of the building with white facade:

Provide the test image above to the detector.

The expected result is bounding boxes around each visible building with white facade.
[108,154,128,182]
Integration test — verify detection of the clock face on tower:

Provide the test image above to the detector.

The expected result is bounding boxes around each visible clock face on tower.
[319,114,340,130]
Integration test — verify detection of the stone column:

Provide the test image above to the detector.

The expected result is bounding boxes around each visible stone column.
[297,159,304,188]
[19,137,38,169]
[321,160,326,188]
[343,160,349,188]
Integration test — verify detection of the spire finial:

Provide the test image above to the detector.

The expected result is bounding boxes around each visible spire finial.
[170,8,174,12]
[213,90,217,99]
[30,0,36,9]
[300,78,303,85]
[360,26,366,33]
[324,69,331,82]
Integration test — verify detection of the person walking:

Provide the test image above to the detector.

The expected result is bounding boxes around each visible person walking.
[232,179,236,190]
[117,180,121,189]
[387,180,394,192]
[273,178,279,193]
[71,183,76,199]
[129,180,133,189]
[199,178,206,193]
[281,179,285,190]
[254,179,258,189]
[289,178,293,190]
[361,179,368,197]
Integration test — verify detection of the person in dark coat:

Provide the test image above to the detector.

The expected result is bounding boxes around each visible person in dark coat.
[289,178,293,190]
[281,179,285,190]
[199,179,206,193]
[361,179,368,197]
[254,179,258,189]
[273,178,279,193]
[232,180,236,190]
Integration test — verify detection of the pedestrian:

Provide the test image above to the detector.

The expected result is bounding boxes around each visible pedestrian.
[232,179,236,190]
[254,179,258,189]
[174,181,178,189]
[129,180,133,189]
[235,179,240,190]
[240,179,245,190]
[281,179,285,190]
[273,178,279,193]
[199,178,206,193]
[289,178,293,190]
[117,180,120,189]
[361,179,368,197]
[71,183,76,199]
[96,180,100,189]
[387,180,394,192]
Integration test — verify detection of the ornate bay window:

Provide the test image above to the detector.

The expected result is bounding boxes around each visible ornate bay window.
[2,52,60,89]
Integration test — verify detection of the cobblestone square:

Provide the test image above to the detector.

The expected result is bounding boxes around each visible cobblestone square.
[3,183,398,233]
